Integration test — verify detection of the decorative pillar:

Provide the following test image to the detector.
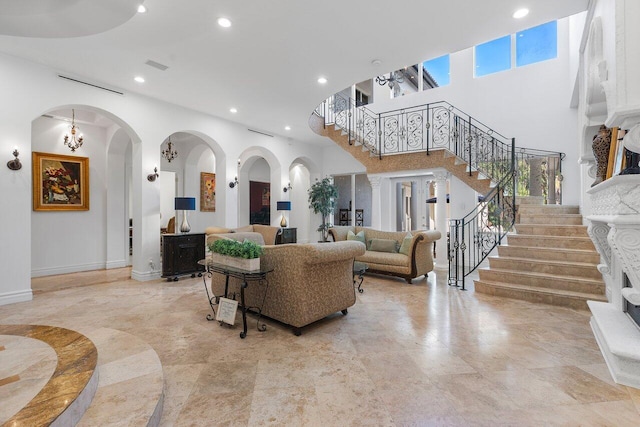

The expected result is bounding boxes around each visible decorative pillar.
[434,172,449,270]
[368,176,382,230]
[351,173,356,225]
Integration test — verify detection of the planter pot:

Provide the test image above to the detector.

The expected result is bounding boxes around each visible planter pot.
[210,252,260,271]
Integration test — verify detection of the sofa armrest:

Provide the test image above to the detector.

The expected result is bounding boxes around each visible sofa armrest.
[420,230,442,243]
[409,231,442,276]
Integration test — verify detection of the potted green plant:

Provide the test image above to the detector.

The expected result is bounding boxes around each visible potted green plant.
[308,177,338,242]
[208,239,264,271]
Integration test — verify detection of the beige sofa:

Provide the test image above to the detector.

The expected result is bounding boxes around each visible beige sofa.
[208,241,365,335]
[205,224,280,246]
[328,226,441,283]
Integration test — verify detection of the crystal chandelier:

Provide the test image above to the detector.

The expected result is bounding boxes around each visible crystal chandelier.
[161,138,178,162]
[63,109,84,152]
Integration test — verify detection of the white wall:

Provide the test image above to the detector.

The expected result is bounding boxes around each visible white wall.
[31,116,108,276]
[0,52,326,305]
[364,18,580,206]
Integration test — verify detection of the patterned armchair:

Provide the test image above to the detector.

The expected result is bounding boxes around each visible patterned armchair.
[208,241,365,335]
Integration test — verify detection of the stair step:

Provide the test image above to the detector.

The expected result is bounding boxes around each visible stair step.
[518,205,580,214]
[518,214,584,225]
[474,280,607,310]
[514,224,589,237]
[497,245,600,264]
[507,234,595,250]
[78,328,164,426]
[487,256,602,280]
[478,268,605,295]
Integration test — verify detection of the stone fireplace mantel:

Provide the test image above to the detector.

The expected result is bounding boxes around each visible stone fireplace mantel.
[586,175,640,389]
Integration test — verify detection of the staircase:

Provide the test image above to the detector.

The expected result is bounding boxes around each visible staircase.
[309,110,495,195]
[474,204,606,310]
[310,93,566,291]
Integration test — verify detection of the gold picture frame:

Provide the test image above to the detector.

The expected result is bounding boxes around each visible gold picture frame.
[32,152,89,211]
[200,172,216,212]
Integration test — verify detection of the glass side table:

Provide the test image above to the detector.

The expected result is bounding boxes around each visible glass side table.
[198,259,273,339]
[353,261,367,294]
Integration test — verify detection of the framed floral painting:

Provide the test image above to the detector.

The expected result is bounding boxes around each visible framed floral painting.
[32,152,89,211]
[200,172,216,212]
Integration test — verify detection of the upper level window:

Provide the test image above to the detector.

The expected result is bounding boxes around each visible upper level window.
[423,54,450,88]
[474,35,511,77]
[516,21,558,67]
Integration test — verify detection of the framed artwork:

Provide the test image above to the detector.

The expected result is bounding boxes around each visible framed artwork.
[200,172,216,212]
[606,128,627,179]
[32,152,89,211]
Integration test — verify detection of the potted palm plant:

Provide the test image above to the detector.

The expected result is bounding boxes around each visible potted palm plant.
[308,177,338,242]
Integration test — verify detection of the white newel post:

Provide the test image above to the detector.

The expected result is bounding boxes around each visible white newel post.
[434,172,449,270]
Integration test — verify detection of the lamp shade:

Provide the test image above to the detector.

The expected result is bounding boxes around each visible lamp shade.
[277,201,291,211]
[175,197,196,210]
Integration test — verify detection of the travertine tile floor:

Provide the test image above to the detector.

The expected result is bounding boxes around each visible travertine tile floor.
[2,268,640,426]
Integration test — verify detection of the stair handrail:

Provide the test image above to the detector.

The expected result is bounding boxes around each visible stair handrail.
[448,138,517,290]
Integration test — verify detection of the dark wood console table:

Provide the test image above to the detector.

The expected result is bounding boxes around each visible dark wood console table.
[162,233,205,281]
[275,227,297,244]
[198,259,273,339]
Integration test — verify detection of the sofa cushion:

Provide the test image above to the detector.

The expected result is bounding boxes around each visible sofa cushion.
[398,233,413,255]
[369,238,398,253]
[234,225,254,233]
[330,226,355,242]
[358,251,409,267]
[208,232,265,246]
[205,226,231,235]
[347,230,366,244]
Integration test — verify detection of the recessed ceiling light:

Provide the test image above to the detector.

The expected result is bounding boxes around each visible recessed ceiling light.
[317,77,327,84]
[218,17,232,28]
[137,5,146,13]
[285,126,291,131]
[513,8,529,19]
[229,107,238,113]
[134,76,145,83]
[371,59,382,66]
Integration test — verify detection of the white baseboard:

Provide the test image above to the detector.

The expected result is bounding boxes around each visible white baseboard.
[106,260,128,269]
[0,289,33,306]
[131,269,162,282]
[31,262,106,278]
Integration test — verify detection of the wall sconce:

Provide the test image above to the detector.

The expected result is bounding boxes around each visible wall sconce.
[283,182,292,192]
[7,149,22,171]
[229,176,239,188]
[147,166,159,182]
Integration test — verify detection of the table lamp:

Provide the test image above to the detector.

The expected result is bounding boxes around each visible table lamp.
[277,201,291,227]
[175,197,196,233]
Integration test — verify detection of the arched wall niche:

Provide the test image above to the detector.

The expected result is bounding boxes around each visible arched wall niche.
[237,146,282,227]
[31,104,141,277]
[287,156,320,243]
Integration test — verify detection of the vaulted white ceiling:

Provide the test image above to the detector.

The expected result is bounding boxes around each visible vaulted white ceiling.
[0,0,589,145]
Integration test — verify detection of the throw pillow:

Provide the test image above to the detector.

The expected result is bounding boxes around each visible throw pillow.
[398,233,413,255]
[347,230,366,244]
[369,238,398,253]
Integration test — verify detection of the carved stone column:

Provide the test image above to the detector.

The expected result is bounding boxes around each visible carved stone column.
[368,175,382,230]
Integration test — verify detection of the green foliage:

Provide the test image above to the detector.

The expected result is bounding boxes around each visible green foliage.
[308,177,338,241]
[208,239,263,259]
